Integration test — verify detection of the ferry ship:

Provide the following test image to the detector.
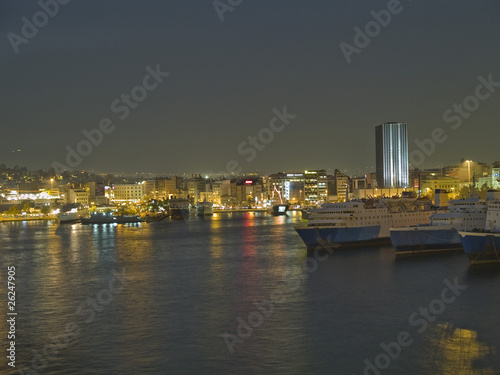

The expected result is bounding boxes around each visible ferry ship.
[169,198,190,220]
[459,191,500,265]
[295,197,434,251]
[390,197,488,254]
[196,200,213,216]
[57,205,88,224]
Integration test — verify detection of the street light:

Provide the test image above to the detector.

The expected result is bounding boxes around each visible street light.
[465,160,472,187]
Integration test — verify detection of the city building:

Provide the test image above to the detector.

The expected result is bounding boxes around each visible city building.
[420,176,467,199]
[375,122,409,188]
[113,184,144,202]
[200,180,222,206]
[220,178,264,207]
[234,178,264,207]
[476,167,500,190]
[85,181,108,205]
[186,175,207,202]
[267,172,305,203]
[68,189,90,206]
[144,177,184,200]
[304,170,327,204]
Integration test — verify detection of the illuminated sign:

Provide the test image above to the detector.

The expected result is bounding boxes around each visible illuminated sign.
[245,180,253,185]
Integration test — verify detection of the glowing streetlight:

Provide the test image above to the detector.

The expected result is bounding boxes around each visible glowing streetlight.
[465,160,472,187]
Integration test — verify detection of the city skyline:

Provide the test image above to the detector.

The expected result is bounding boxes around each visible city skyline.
[2,1,500,175]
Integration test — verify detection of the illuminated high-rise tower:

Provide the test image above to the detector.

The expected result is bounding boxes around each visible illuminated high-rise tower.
[375,122,409,188]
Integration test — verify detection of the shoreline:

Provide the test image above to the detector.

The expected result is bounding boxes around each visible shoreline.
[0,216,57,223]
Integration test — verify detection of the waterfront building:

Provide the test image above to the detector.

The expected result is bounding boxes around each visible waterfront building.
[304,170,327,204]
[113,184,144,202]
[475,167,500,190]
[68,189,90,206]
[187,176,207,202]
[144,178,184,200]
[219,178,265,207]
[375,122,409,188]
[351,187,411,200]
[235,178,264,207]
[267,172,305,203]
[420,177,467,199]
[335,171,349,202]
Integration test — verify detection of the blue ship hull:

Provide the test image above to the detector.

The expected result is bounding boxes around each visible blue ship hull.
[459,232,500,265]
[390,228,462,254]
[294,226,382,251]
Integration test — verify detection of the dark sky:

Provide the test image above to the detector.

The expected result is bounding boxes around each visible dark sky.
[1,0,499,176]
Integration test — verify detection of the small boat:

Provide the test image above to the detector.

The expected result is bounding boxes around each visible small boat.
[272,204,289,215]
[143,212,169,222]
[57,205,88,224]
[270,186,289,216]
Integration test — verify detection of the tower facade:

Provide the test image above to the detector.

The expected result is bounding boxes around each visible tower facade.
[375,122,409,188]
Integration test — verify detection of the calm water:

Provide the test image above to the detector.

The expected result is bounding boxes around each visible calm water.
[0,212,499,375]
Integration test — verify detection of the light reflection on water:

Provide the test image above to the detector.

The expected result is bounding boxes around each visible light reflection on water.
[429,323,494,375]
[0,214,499,374]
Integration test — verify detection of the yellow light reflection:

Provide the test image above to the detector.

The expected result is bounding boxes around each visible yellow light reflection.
[428,323,494,374]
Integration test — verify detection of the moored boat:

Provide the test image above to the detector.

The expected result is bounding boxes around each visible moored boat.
[390,195,488,255]
[81,212,143,224]
[459,231,500,265]
[196,200,213,216]
[57,205,89,224]
[143,212,169,222]
[271,204,289,215]
[169,198,190,220]
[295,197,434,251]
[459,191,500,265]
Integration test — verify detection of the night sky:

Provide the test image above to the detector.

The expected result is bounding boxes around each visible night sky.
[1,0,499,176]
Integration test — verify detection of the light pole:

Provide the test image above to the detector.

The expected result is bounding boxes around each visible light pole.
[465,160,471,188]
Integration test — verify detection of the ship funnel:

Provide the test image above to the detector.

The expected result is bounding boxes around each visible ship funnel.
[486,190,500,201]
[434,189,449,207]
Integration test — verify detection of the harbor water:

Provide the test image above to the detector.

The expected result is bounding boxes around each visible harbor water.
[0,212,499,374]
